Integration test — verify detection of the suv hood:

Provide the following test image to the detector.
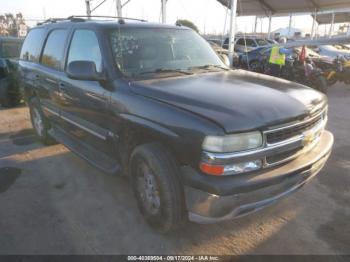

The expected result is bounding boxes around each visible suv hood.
[130,70,326,133]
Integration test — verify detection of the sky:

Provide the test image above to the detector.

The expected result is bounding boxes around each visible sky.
[0,0,341,35]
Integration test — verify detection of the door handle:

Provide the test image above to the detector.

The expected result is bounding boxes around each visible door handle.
[45,78,57,84]
[58,82,68,91]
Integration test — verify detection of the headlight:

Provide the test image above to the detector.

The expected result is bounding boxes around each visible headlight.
[202,131,263,153]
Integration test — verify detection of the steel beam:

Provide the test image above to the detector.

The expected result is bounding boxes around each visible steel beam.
[85,0,92,17]
[161,0,167,24]
[228,0,238,66]
[311,9,317,39]
[288,13,292,38]
[267,14,272,39]
[254,16,258,33]
[117,0,122,17]
[329,12,335,37]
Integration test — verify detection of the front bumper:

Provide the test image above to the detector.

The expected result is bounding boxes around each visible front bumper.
[182,130,333,224]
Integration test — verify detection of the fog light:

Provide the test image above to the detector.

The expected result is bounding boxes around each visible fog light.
[223,160,262,175]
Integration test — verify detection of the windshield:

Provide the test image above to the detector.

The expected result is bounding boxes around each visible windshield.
[109,28,225,78]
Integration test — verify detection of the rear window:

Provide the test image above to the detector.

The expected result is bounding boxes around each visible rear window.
[20,29,46,62]
[41,29,68,70]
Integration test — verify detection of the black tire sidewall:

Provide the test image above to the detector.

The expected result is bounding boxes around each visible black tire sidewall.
[130,143,185,233]
[131,154,166,226]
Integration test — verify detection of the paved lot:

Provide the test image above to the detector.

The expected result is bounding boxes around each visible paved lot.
[0,84,349,255]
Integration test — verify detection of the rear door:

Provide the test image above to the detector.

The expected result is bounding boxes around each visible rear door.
[19,28,46,104]
[58,28,114,156]
[37,29,69,124]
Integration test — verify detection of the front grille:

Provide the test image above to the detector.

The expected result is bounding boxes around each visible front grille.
[266,113,323,144]
[266,147,302,164]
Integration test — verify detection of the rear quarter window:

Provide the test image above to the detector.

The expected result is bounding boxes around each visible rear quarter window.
[1,41,22,58]
[20,28,46,62]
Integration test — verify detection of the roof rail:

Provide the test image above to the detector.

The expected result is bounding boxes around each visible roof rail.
[67,15,147,23]
[37,17,85,25]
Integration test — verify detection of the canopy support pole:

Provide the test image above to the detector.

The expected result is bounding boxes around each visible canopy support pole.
[254,16,258,33]
[161,0,167,24]
[329,12,335,38]
[311,9,317,39]
[117,0,122,17]
[228,0,238,66]
[85,0,91,17]
[288,13,292,38]
[267,14,272,39]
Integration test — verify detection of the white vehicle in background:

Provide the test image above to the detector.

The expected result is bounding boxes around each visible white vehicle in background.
[311,45,350,60]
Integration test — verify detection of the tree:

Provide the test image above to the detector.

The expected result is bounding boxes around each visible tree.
[0,13,26,37]
[175,19,199,33]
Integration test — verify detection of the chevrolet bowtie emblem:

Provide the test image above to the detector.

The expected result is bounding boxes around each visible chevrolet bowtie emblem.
[304,131,315,144]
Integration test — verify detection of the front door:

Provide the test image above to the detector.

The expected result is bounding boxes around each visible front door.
[58,29,115,156]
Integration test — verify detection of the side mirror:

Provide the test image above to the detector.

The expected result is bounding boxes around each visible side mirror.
[220,54,230,67]
[67,61,105,81]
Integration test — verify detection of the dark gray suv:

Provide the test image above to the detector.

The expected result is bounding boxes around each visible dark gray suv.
[19,17,333,233]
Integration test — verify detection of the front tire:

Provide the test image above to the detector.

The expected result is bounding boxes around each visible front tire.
[130,143,186,233]
[29,97,57,145]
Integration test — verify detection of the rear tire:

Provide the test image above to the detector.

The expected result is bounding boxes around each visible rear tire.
[130,143,186,233]
[1,87,21,108]
[249,60,261,72]
[29,97,57,145]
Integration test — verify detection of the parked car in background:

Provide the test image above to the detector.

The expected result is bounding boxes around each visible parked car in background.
[223,36,271,53]
[20,17,333,233]
[310,45,350,60]
[0,36,23,107]
[207,40,239,66]
[238,46,329,93]
[238,46,271,72]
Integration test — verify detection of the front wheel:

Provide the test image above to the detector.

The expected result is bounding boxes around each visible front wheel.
[130,143,186,233]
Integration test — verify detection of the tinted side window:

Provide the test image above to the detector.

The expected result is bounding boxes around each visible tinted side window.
[236,38,245,45]
[41,29,68,70]
[67,30,102,72]
[20,29,46,62]
[246,39,257,47]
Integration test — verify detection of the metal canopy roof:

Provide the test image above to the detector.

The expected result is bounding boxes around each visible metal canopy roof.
[312,12,350,24]
[217,0,350,16]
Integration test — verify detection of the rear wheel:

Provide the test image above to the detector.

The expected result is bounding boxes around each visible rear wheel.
[130,143,185,233]
[249,60,261,72]
[1,87,22,108]
[29,97,57,145]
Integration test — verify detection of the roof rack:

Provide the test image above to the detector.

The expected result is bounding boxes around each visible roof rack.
[68,15,147,24]
[36,15,146,26]
[37,17,84,25]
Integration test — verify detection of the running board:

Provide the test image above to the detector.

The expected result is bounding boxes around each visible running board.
[49,125,121,175]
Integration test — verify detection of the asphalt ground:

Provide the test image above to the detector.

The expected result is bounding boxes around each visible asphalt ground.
[0,83,349,255]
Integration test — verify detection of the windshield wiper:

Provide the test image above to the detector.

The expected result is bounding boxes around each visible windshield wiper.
[137,68,193,76]
[188,64,229,71]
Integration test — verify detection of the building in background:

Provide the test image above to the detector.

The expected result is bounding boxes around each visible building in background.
[272,27,305,39]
